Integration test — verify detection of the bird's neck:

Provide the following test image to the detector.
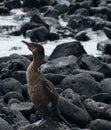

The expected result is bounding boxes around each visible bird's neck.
[31,53,44,70]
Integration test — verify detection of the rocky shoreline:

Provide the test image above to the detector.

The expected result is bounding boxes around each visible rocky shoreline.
[1,0,111,130]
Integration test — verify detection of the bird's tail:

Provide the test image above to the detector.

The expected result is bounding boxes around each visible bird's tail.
[58,114,71,128]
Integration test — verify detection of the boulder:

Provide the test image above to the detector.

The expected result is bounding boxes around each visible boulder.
[78,54,103,70]
[44,8,59,19]
[6,110,29,130]
[0,117,14,130]
[92,93,111,104]
[4,0,21,9]
[100,78,111,94]
[75,31,90,41]
[19,118,71,130]
[84,98,111,120]
[88,119,111,130]
[74,8,89,16]
[0,6,9,15]
[103,44,111,55]
[61,73,100,96]
[44,73,65,85]
[0,78,23,94]
[67,15,95,31]
[10,71,26,84]
[55,4,69,15]
[48,41,87,60]
[3,91,25,103]
[72,69,104,81]
[58,97,91,127]
[97,39,111,51]
[103,27,111,40]
[27,26,49,42]
[0,54,30,79]
[60,88,86,110]
[23,0,40,8]
[40,55,79,75]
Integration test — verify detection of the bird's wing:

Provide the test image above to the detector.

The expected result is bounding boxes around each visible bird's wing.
[42,78,58,96]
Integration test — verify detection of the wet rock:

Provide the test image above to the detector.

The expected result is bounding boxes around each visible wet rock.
[44,73,65,85]
[58,97,91,127]
[100,78,111,94]
[26,8,40,17]
[0,117,14,130]
[44,8,59,19]
[39,5,54,13]
[20,22,40,37]
[10,102,34,117]
[19,118,71,130]
[0,78,23,94]
[55,4,69,15]
[96,63,111,77]
[6,110,29,130]
[3,91,25,103]
[61,73,100,96]
[8,98,22,106]
[72,69,104,81]
[78,54,103,70]
[103,44,111,55]
[29,113,37,123]
[48,32,60,41]
[41,55,79,74]
[103,27,111,40]
[97,39,111,51]
[67,15,95,31]
[48,41,86,60]
[75,31,90,41]
[23,0,40,8]
[90,7,111,20]
[30,14,48,28]
[84,98,111,119]
[61,88,86,110]
[28,26,49,42]
[10,71,26,84]
[4,0,21,10]
[0,54,30,79]
[98,54,111,63]
[88,119,111,130]
[92,93,111,104]
[74,8,89,16]
[0,6,9,15]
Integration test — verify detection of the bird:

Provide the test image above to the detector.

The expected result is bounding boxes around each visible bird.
[22,40,71,127]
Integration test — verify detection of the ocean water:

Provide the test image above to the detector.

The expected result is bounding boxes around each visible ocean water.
[0,9,108,57]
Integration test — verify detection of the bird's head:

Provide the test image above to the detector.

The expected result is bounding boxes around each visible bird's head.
[22,40,45,60]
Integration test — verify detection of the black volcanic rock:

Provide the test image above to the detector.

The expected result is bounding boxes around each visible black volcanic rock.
[0,117,14,130]
[100,78,111,94]
[61,73,100,96]
[40,55,79,74]
[72,69,104,81]
[3,91,25,103]
[58,97,92,127]
[89,119,111,130]
[84,98,111,120]
[0,6,9,15]
[19,118,71,130]
[0,78,23,94]
[4,0,21,10]
[92,93,111,104]
[26,26,49,42]
[48,41,87,60]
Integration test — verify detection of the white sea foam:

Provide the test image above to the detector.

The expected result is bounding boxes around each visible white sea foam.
[0,9,108,57]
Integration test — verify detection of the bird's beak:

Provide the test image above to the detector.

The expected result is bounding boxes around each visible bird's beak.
[22,40,34,51]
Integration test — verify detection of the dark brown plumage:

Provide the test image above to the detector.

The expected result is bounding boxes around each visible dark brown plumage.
[22,40,70,127]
